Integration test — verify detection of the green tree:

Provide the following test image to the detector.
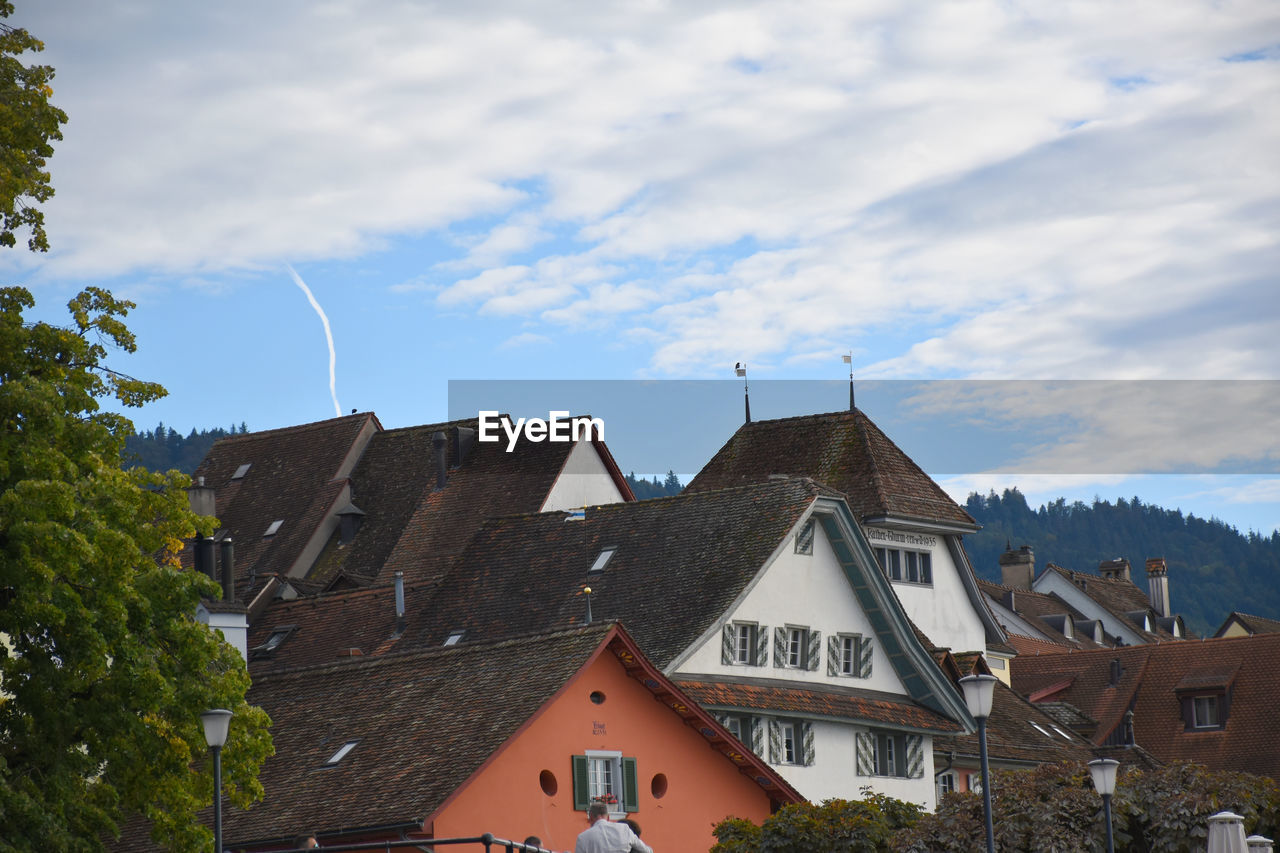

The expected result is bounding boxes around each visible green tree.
[891,761,1279,853]
[712,792,923,853]
[0,2,67,251]
[0,287,273,851]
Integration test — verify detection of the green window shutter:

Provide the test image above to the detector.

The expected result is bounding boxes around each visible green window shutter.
[855,732,875,776]
[802,723,815,766]
[806,629,821,671]
[622,757,639,812]
[905,735,924,778]
[858,635,874,678]
[572,755,590,811]
[827,634,840,676]
[754,624,769,666]
[773,627,786,669]
[768,719,782,764]
[721,623,735,664]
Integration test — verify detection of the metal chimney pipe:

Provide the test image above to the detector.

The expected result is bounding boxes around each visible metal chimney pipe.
[219,537,235,602]
[432,431,448,490]
[394,570,406,633]
[197,535,217,582]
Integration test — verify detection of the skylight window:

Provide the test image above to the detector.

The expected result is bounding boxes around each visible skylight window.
[324,741,358,766]
[264,519,283,537]
[444,630,465,646]
[1051,725,1073,739]
[588,547,617,576]
[1029,722,1054,738]
[250,626,296,659]
[232,463,252,480]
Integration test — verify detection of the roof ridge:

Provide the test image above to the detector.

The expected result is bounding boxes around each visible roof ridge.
[211,412,375,443]
[251,622,616,683]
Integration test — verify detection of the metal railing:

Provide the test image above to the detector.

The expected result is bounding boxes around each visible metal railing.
[262,834,552,853]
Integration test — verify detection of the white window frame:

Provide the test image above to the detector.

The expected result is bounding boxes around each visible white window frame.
[937,770,957,799]
[735,623,754,665]
[1192,695,1221,729]
[584,749,624,815]
[873,546,933,585]
[840,634,857,675]
[786,627,805,668]
[780,722,797,764]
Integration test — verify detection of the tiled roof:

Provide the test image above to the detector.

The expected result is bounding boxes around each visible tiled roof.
[1011,634,1280,779]
[1215,611,1280,637]
[1040,564,1181,641]
[229,625,615,845]
[190,413,378,593]
[685,409,976,528]
[933,679,1094,766]
[675,676,963,734]
[978,578,1111,650]
[405,479,826,668]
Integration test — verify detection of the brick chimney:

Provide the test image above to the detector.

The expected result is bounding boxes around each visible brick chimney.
[999,544,1035,590]
[1099,558,1131,582]
[1146,557,1170,617]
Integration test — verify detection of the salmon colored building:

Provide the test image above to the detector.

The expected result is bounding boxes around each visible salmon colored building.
[218,622,800,852]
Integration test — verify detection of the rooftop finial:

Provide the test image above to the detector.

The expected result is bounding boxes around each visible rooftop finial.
[583,586,594,625]
[735,362,750,423]
[843,352,854,411]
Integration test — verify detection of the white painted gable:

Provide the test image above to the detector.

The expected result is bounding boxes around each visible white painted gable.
[540,439,626,512]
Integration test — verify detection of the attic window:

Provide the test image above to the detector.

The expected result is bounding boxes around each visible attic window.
[794,520,815,555]
[250,625,296,660]
[324,740,358,766]
[264,519,283,537]
[588,547,617,576]
[1050,725,1073,739]
[444,630,465,646]
[1029,722,1055,738]
[232,463,252,480]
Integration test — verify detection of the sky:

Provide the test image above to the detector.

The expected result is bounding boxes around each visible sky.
[7,1,1280,534]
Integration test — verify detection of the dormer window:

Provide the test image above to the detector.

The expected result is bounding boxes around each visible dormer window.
[1191,696,1221,729]
[264,519,283,537]
[1176,665,1235,732]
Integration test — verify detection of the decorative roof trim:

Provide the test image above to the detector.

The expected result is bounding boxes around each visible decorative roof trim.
[861,515,981,535]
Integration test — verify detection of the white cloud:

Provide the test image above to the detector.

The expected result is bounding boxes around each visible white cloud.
[10,0,1279,383]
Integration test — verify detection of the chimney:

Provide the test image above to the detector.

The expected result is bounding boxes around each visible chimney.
[337,502,365,544]
[219,537,235,602]
[999,545,1035,590]
[1146,557,1170,617]
[1099,558,1131,582]
[195,535,217,582]
[450,426,476,467]
[432,431,448,490]
[394,570,406,634]
[1108,657,1123,686]
[186,476,216,517]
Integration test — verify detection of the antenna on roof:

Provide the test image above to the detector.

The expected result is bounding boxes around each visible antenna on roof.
[735,362,750,423]
[842,352,854,411]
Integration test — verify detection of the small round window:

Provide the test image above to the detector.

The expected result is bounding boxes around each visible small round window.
[651,773,669,799]
[589,690,606,705]
[539,769,558,796]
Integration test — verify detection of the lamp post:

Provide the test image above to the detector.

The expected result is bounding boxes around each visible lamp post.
[959,674,998,853]
[201,709,233,853]
[1088,758,1120,853]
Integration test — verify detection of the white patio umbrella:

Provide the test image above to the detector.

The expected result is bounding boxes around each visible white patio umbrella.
[1207,811,1248,853]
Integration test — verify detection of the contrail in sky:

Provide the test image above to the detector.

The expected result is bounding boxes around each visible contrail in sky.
[286,264,342,417]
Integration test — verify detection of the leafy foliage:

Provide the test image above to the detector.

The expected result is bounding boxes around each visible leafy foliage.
[0,287,272,851]
[711,792,923,853]
[964,488,1280,634]
[0,2,67,251]
[892,761,1279,853]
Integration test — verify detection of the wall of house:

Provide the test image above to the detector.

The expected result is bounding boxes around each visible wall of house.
[431,648,775,853]
[679,518,907,695]
[797,720,937,810]
[540,440,626,512]
[865,527,988,655]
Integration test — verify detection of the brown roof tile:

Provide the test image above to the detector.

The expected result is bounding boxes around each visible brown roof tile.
[675,676,963,734]
[1011,634,1280,779]
[686,409,976,528]
[933,680,1094,766]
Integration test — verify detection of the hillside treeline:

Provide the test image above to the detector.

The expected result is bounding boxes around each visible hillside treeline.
[964,488,1280,635]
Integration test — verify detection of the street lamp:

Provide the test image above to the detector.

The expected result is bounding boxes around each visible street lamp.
[201,709,233,853]
[959,674,998,853]
[1088,758,1120,853]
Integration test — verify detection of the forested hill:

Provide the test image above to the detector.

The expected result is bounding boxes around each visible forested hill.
[963,488,1280,636]
[122,423,248,474]
[625,470,684,499]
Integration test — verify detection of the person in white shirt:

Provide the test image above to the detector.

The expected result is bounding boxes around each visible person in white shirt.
[574,802,653,853]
